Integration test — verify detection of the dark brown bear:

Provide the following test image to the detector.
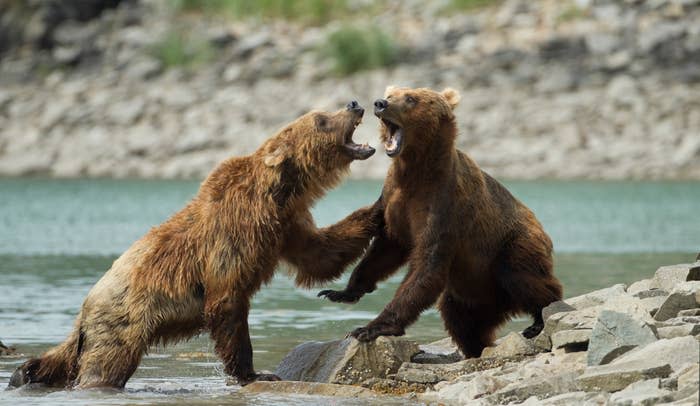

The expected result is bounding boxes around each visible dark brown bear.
[10,101,380,389]
[319,87,563,357]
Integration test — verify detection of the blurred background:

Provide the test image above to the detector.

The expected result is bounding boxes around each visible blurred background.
[1,1,699,403]
[1,0,699,179]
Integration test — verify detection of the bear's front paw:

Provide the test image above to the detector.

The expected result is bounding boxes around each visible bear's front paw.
[317,289,362,304]
[522,322,544,339]
[238,373,281,386]
[348,323,405,342]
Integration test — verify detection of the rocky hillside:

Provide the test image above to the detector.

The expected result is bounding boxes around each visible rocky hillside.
[1,0,699,179]
[242,258,700,405]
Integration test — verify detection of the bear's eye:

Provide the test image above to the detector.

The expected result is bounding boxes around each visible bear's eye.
[315,115,332,132]
[405,96,417,105]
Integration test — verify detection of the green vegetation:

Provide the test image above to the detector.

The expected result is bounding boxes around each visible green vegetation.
[321,26,398,76]
[150,30,213,69]
[557,3,589,23]
[171,0,354,24]
[449,0,501,11]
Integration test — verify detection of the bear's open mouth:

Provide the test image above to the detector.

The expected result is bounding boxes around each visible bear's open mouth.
[342,116,375,160]
[381,119,403,157]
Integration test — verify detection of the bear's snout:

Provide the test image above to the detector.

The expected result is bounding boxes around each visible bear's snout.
[346,100,364,115]
[374,99,388,113]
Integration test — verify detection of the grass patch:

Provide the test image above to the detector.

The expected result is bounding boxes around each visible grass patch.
[171,0,355,24]
[150,30,213,69]
[321,26,398,76]
[449,0,501,11]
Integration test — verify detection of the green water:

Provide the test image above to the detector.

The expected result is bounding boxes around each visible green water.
[0,178,698,405]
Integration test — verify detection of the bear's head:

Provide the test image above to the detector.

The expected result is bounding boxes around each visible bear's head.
[373,86,461,158]
[261,101,374,191]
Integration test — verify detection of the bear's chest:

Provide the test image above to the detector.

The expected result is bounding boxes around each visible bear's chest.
[384,189,429,247]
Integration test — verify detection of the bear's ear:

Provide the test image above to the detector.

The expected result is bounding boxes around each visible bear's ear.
[384,85,398,97]
[441,88,461,110]
[264,143,289,167]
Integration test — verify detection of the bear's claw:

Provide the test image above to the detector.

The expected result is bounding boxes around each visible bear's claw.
[348,323,405,342]
[317,289,362,304]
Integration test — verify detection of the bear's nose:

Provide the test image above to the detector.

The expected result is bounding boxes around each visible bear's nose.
[346,100,359,110]
[374,99,388,111]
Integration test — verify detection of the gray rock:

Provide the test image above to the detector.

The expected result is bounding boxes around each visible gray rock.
[612,336,700,373]
[586,32,622,55]
[488,372,580,404]
[654,281,700,321]
[395,363,440,384]
[587,310,658,366]
[480,332,538,358]
[674,363,699,401]
[609,378,673,406]
[274,337,419,385]
[640,295,668,316]
[653,262,700,293]
[677,308,700,317]
[628,279,657,295]
[422,374,507,404]
[550,329,591,351]
[633,288,669,299]
[53,46,82,65]
[413,337,462,364]
[123,56,162,80]
[397,356,526,385]
[542,300,576,321]
[576,360,673,392]
[565,284,628,309]
[656,324,700,339]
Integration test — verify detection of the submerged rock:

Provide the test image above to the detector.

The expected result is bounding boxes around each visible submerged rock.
[274,337,419,385]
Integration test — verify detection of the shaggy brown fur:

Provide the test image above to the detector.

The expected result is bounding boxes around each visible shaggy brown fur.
[10,102,380,389]
[319,87,563,357]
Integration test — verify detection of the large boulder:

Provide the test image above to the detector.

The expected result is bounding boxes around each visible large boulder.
[652,262,700,293]
[565,284,628,310]
[586,310,658,366]
[274,337,419,385]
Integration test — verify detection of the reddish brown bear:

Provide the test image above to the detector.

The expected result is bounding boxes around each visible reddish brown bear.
[319,87,563,357]
[10,101,380,389]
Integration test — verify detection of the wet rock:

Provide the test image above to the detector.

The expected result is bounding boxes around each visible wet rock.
[274,337,419,385]
[239,381,377,398]
[0,340,15,356]
[576,359,673,392]
[608,378,673,406]
[612,336,700,373]
[587,310,658,366]
[550,329,591,351]
[653,281,700,321]
[480,332,539,358]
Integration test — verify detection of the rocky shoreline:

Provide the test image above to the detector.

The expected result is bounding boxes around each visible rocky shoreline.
[1,0,700,180]
[242,258,700,405]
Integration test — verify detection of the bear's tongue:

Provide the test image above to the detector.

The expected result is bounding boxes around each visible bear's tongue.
[384,128,403,157]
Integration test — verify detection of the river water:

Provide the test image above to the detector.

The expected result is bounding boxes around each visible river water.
[1,178,698,405]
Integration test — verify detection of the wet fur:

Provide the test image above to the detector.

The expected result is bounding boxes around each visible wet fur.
[10,108,380,389]
[320,87,562,357]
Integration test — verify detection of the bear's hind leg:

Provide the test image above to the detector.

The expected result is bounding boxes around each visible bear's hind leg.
[439,294,507,358]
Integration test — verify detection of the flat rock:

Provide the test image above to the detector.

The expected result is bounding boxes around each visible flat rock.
[613,336,700,373]
[480,332,539,358]
[397,355,527,384]
[677,308,700,317]
[633,288,669,299]
[587,310,658,366]
[609,378,673,406]
[656,324,700,339]
[653,262,700,293]
[566,284,628,309]
[239,381,377,398]
[550,329,591,351]
[654,281,700,321]
[413,337,462,364]
[422,374,508,404]
[488,372,579,405]
[275,337,419,385]
[628,279,658,296]
[577,359,672,392]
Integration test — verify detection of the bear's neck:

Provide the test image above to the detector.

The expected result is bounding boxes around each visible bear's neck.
[392,120,457,185]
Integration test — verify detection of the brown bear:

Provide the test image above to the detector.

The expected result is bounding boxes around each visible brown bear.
[319,87,563,358]
[10,101,380,389]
